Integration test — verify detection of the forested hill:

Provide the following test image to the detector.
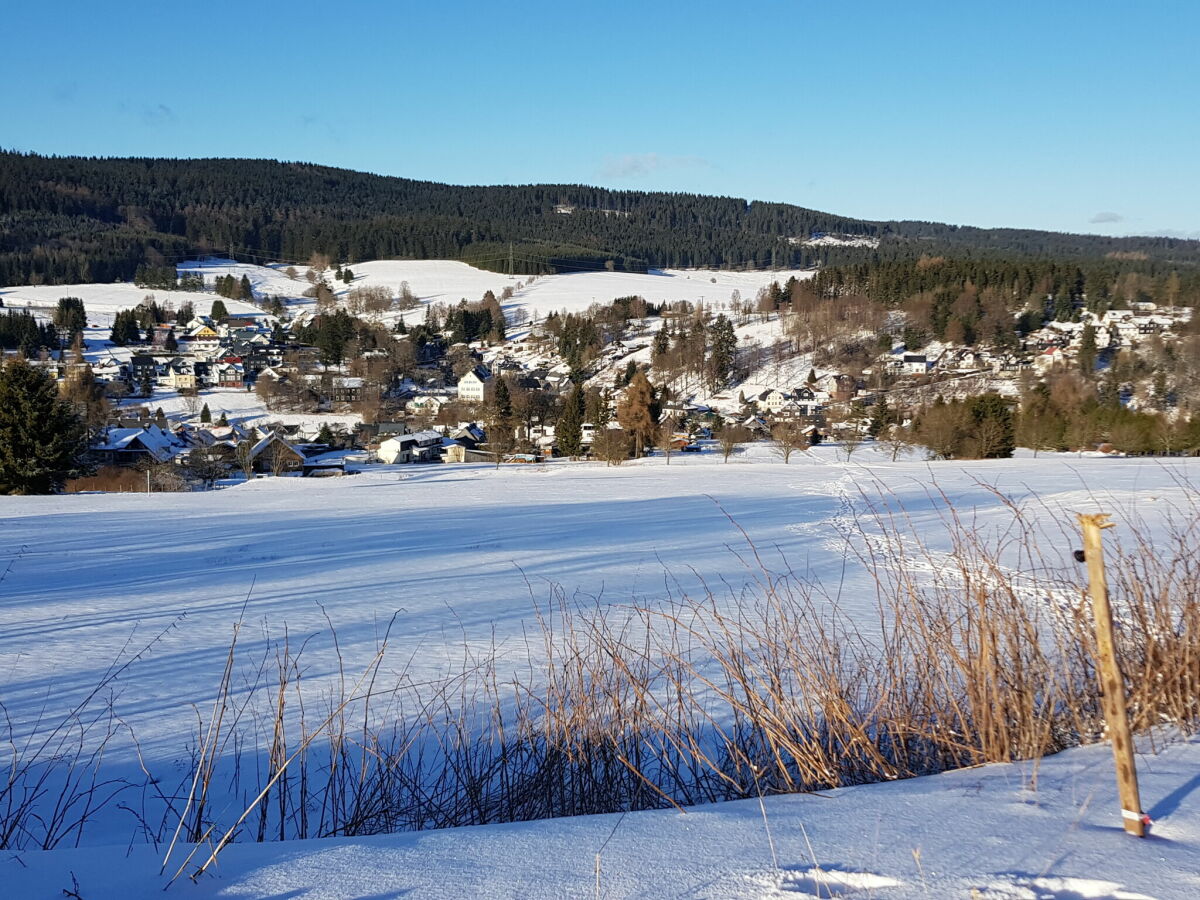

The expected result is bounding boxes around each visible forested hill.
[2,151,1198,287]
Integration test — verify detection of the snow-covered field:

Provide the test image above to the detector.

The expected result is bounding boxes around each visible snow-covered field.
[3,448,1199,895]
[0,281,260,330]
[3,448,1195,752]
[1,258,808,328]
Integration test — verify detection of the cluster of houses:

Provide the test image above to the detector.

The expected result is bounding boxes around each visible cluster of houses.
[86,415,508,481]
[67,311,382,408]
[1026,306,1190,374]
[889,306,1192,380]
[89,418,351,476]
[38,313,288,397]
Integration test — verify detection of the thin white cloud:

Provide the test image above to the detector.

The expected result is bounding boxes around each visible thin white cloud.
[1089,211,1124,224]
[600,153,711,179]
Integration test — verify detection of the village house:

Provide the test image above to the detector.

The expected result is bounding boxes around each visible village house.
[377,429,444,464]
[330,376,365,403]
[90,424,184,466]
[754,389,791,414]
[213,362,245,388]
[457,366,492,403]
[406,394,450,417]
[246,431,308,474]
[162,358,198,391]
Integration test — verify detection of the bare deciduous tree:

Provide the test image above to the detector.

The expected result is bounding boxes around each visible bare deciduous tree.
[591,427,629,466]
[718,424,751,462]
[234,440,256,480]
[770,420,810,464]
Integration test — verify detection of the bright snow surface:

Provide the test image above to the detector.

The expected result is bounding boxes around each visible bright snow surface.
[4,733,1198,898]
[3,447,1198,895]
[0,259,812,326]
[8,445,1195,753]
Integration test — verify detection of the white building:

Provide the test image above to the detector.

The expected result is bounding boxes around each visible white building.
[457,367,492,403]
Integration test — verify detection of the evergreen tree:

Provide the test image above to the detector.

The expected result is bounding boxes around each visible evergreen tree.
[557,383,584,458]
[621,359,637,387]
[652,327,669,360]
[493,376,513,422]
[52,297,87,338]
[0,356,87,494]
[217,410,229,426]
[239,275,253,300]
[965,393,1015,458]
[868,397,891,438]
[585,387,610,428]
[1078,323,1098,374]
[165,329,178,351]
[109,310,141,346]
[210,299,229,320]
[707,313,737,389]
[316,423,336,445]
[199,403,211,423]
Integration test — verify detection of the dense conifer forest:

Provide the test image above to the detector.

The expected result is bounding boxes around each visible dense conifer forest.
[2,151,1199,287]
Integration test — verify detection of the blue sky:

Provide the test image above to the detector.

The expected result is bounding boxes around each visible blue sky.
[5,1,1197,236]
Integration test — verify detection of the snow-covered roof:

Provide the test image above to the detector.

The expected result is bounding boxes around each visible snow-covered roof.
[93,426,182,462]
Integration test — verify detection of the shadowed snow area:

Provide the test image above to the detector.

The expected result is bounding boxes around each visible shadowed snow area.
[4,448,1193,756]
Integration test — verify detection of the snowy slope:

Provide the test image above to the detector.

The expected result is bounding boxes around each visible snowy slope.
[0,282,260,329]
[4,731,1197,898]
[0,258,807,326]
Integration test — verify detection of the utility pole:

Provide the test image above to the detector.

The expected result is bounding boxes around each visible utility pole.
[1077,513,1147,837]
[508,242,514,278]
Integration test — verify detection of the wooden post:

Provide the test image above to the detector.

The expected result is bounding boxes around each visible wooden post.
[1077,513,1145,837]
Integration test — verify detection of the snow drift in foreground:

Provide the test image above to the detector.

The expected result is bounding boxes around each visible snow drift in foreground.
[5,733,1197,898]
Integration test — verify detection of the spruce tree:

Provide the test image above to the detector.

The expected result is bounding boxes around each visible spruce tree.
[210,299,229,320]
[1078,323,1098,374]
[52,297,87,337]
[707,313,737,389]
[868,397,891,438]
[557,384,584,458]
[200,403,211,423]
[494,376,513,422]
[0,357,87,494]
